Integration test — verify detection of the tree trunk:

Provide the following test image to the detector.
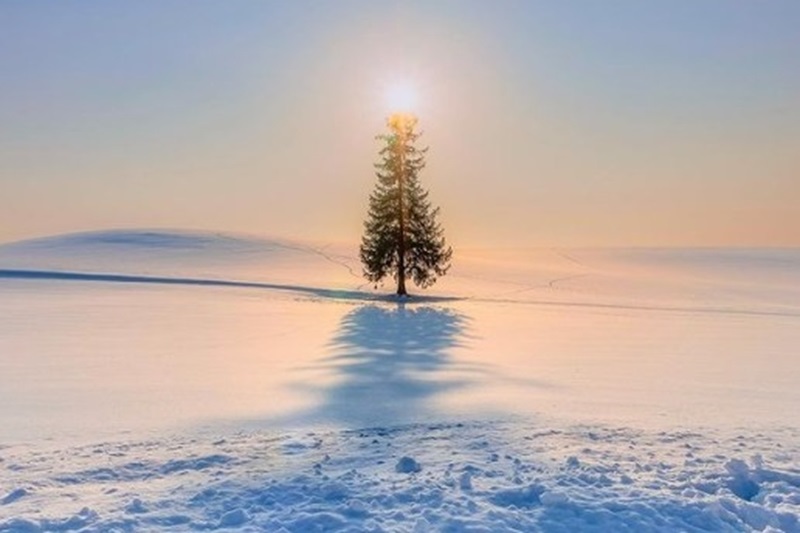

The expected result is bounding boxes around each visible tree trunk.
[397,193,407,295]
[397,265,407,295]
[396,129,408,296]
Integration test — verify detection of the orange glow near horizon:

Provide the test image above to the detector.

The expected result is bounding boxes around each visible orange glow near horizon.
[1,3,798,247]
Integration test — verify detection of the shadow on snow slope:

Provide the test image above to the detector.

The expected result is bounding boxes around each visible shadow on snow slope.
[0,269,462,304]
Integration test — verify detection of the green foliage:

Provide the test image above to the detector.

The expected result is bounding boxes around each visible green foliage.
[360,115,452,294]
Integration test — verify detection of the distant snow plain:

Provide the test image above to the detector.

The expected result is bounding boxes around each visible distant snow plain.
[1,230,798,532]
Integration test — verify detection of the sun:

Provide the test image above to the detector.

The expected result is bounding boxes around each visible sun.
[385,81,418,115]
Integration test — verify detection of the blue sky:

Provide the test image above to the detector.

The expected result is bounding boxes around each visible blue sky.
[2,1,798,245]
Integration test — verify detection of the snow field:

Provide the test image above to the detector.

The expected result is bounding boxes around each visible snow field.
[2,230,799,531]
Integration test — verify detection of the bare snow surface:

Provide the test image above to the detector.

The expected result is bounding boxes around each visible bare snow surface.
[1,230,799,532]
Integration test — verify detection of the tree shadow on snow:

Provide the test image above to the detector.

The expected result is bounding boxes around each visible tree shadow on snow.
[287,303,482,428]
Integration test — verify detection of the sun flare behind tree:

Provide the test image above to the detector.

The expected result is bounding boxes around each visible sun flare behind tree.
[384,81,418,115]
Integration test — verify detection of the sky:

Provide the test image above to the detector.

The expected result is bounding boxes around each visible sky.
[1,1,798,247]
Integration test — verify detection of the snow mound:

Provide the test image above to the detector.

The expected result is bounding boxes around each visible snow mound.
[0,229,281,262]
[395,456,422,474]
[0,229,361,289]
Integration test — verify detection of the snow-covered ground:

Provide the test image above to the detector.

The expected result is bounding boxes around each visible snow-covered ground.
[1,230,799,532]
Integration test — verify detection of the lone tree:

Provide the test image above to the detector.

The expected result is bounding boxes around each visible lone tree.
[360,114,452,296]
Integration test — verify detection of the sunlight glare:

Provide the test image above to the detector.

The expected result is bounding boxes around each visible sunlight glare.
[385,81,418,114]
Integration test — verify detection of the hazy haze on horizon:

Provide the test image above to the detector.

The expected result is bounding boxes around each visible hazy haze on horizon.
[2,1,798,247]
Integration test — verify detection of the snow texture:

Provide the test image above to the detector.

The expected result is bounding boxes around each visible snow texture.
[1,230,799,531]
[1,422,799,532]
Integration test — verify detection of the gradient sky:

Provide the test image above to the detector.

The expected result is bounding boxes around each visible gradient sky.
[1,1,798,246]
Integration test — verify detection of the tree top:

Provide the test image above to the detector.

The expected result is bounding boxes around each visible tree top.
[387,113,418,133]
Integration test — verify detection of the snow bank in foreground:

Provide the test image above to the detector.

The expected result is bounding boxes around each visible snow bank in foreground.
[2,421,798,532]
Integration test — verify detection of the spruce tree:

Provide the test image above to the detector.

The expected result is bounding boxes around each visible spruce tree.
[360,114,452,296]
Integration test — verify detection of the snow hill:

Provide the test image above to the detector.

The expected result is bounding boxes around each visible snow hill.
[0,229,362,290]
[1,230,799,532]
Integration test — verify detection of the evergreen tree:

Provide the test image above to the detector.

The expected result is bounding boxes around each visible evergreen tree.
[360,114,452,296]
